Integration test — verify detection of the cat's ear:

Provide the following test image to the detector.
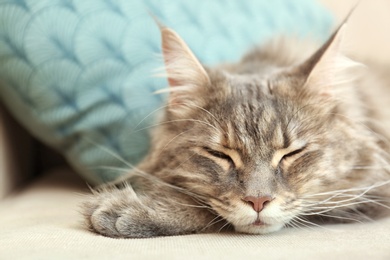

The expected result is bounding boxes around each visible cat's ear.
[161,27,210,87]
[298,23,360,96]
[160,27,210,111]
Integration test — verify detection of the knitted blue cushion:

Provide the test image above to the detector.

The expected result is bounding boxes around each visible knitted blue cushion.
[0,0,333,184]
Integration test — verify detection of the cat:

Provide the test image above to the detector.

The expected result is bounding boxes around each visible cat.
[82,21,390,238]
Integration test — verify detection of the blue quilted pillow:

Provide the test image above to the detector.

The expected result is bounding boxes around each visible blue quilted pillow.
[0,0,333,184]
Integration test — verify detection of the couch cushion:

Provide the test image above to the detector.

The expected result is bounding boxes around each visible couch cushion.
[0,0,333,184]
[1,168,389,259]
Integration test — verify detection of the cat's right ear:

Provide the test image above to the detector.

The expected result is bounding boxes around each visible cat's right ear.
[159,27,210,113]
[295,7,361,98]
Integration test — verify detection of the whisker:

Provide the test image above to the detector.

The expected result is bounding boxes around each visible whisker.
[156,129,193,156]
[294,216,336,232]
[218,221,232,233]
[350,165,390,170]
[166,198,213,210]
[90,165,129,173]
[132,104,170,131]
[301,212,363,223]
[303,180,390,198]
[202,216,226,232]
[83,137,134,169]
[292,217,320,231]
[184,103,231,140]
[132,118,220,134]
[286,219,302,231]
[303,189,378,207]
[285,103,318,135]
[350,207,374,222]
[304,194,389,205]
[301,199,390,216]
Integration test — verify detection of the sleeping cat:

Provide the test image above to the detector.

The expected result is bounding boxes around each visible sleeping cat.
[82,21,390,238]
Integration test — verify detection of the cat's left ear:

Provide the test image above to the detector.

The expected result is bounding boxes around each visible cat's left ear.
[160,27,210,90]
[297,22,360,96]
[158,26,211,115]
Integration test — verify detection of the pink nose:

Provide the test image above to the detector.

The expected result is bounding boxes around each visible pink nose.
[243,196,273,212]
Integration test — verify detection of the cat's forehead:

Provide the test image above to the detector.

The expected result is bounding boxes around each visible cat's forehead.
[204,72,307,152]
[214,99,300,153]
[226,74,270,95]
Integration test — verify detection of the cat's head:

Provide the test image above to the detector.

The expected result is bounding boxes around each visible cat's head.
[153,25,376,234]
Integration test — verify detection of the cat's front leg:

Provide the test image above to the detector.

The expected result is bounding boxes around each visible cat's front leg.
[82,179,221,238]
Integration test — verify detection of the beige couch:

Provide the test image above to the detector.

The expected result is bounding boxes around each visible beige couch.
[1,1,390,259]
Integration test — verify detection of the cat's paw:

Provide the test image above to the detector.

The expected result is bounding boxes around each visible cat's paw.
[82,187,167,238]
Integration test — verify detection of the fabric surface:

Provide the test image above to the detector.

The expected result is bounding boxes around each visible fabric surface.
[0,168,389,260]
[0,0,333,184]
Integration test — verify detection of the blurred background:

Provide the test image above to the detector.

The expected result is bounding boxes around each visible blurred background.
[322,0,390,62]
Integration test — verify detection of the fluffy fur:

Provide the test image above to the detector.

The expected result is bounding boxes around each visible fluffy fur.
[82,24,390,238]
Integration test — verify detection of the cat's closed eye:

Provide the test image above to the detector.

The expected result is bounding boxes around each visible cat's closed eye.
[272,143,307,168]
[279,146,307,168]
[281,146,306,162]
[203,147,236,168]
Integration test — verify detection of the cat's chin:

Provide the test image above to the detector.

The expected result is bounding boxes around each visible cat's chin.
[234,222,284,235]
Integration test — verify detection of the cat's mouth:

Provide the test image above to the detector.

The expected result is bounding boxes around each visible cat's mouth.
[233,217,285,234]
[252,215,267,226]
[252,219,266,226]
